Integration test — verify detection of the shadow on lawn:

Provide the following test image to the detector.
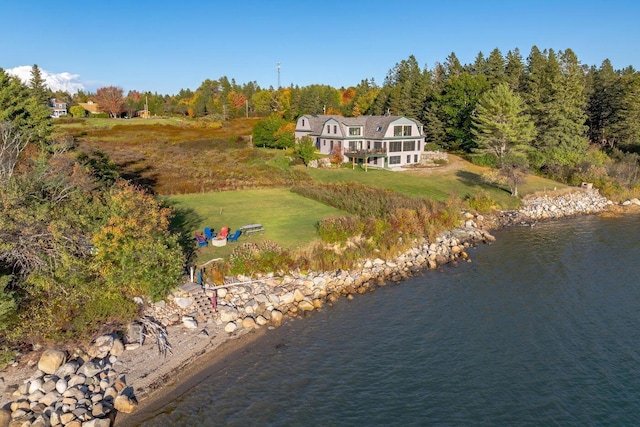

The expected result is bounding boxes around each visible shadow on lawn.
[455,170,511,194]
[165,202,204,264]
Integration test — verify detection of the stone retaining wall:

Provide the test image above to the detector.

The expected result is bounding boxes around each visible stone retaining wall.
[498,188,612,226]
[161,219,496,335]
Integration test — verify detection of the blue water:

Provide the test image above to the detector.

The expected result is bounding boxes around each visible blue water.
[132,214,640,426]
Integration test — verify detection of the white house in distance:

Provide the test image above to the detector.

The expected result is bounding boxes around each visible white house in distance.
[49,98,67,118]
[295,114,425,169]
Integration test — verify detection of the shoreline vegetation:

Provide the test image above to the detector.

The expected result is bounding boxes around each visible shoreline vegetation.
[0,187,624,426]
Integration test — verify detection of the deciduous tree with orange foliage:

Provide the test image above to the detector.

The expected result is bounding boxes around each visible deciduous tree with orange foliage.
[94,86,125,118]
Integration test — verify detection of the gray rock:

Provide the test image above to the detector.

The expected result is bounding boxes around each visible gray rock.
[174,297,194,309]
[77,361,102,378]
[54,361,80,379]
[55,378,68,394]
[182,316,198,329]
[218,306,239,322]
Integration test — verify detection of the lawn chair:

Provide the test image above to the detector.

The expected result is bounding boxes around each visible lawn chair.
[216,226,229,240]
[204,227,215,240]
[194,232,208,247]
[228,229,242,242]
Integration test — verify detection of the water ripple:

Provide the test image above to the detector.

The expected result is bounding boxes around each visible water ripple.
[138,215,640,426]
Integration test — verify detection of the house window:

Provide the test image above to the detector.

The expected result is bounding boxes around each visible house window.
[302,119,305,126]
[326,125,329,133]
[389,141,402,152]
[403,141,415,151]
[349,127,361,136]
[394,126,403,136]
[349,141,357,150]
[404,126,412,136]
[334,125,337,134]
[389,156,401,165]
[414,154,418,163]
[418,141,421,151]
[373,157,378,165]
[376,126,383,132]
[323,141,326,146]
[374,141,382,150]
[407,155,411,163]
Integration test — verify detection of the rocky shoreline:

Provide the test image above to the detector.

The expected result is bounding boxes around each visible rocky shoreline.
[0,187,618,426]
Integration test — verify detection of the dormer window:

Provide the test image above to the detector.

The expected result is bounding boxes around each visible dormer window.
[302,119,305,126]
[349,127,361,136]
[333,125,337,134]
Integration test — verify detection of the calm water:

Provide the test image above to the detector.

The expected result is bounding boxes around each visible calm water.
[133,214,640,426]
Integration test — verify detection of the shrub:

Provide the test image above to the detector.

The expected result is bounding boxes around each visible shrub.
[317,216,362,243]
[471,153,499,168]
[229,241,295,275]
[465,191,497,213]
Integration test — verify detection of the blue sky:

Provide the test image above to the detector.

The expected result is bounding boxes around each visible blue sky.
[1,0,639,94]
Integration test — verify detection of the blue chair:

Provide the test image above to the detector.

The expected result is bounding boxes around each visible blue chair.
[195,232,208,247]
[228,229,242,242]
[204,227,215,240]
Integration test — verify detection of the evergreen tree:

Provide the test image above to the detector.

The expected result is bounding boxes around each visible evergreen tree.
[444,52,464,78]
[439,72,489,151]
[29,64,49,107]
[611,72,640,149]
[505,48,524,91]
[471,52,487,75]
[472,83,535,166]
[485,48,506,87]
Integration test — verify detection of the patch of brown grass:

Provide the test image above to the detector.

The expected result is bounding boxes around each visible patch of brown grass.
[61,118,308,195]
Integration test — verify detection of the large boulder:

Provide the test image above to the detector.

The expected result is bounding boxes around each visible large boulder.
[88,335,114,359]
[114,394,138,414]
[37,349,67,375]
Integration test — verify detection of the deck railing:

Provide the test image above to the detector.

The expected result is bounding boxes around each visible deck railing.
[344,148,387,156]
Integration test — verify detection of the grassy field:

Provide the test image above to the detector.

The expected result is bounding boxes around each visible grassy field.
[306,156,566,210]
[56,117,310,194]
[167,188,350,263]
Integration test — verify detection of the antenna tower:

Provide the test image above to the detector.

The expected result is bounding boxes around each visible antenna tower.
[276,62,281,89]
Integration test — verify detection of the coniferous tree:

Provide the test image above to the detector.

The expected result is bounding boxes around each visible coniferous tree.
[29,64,49,107]
[505,48,525,91]
[485,48,506,87]
[472,83,535,166]
[612,72,640,149]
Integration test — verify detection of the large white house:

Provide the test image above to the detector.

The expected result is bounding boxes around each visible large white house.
[295,114,425,169]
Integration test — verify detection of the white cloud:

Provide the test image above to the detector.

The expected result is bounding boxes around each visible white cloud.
[6,65,86,94]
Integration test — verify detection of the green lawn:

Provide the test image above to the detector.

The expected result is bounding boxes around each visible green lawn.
[166,188,350,262]
[305,157,565,209]
[165,155,567,264]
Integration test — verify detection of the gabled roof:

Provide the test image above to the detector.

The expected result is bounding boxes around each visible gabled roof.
[302,114,424,139]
